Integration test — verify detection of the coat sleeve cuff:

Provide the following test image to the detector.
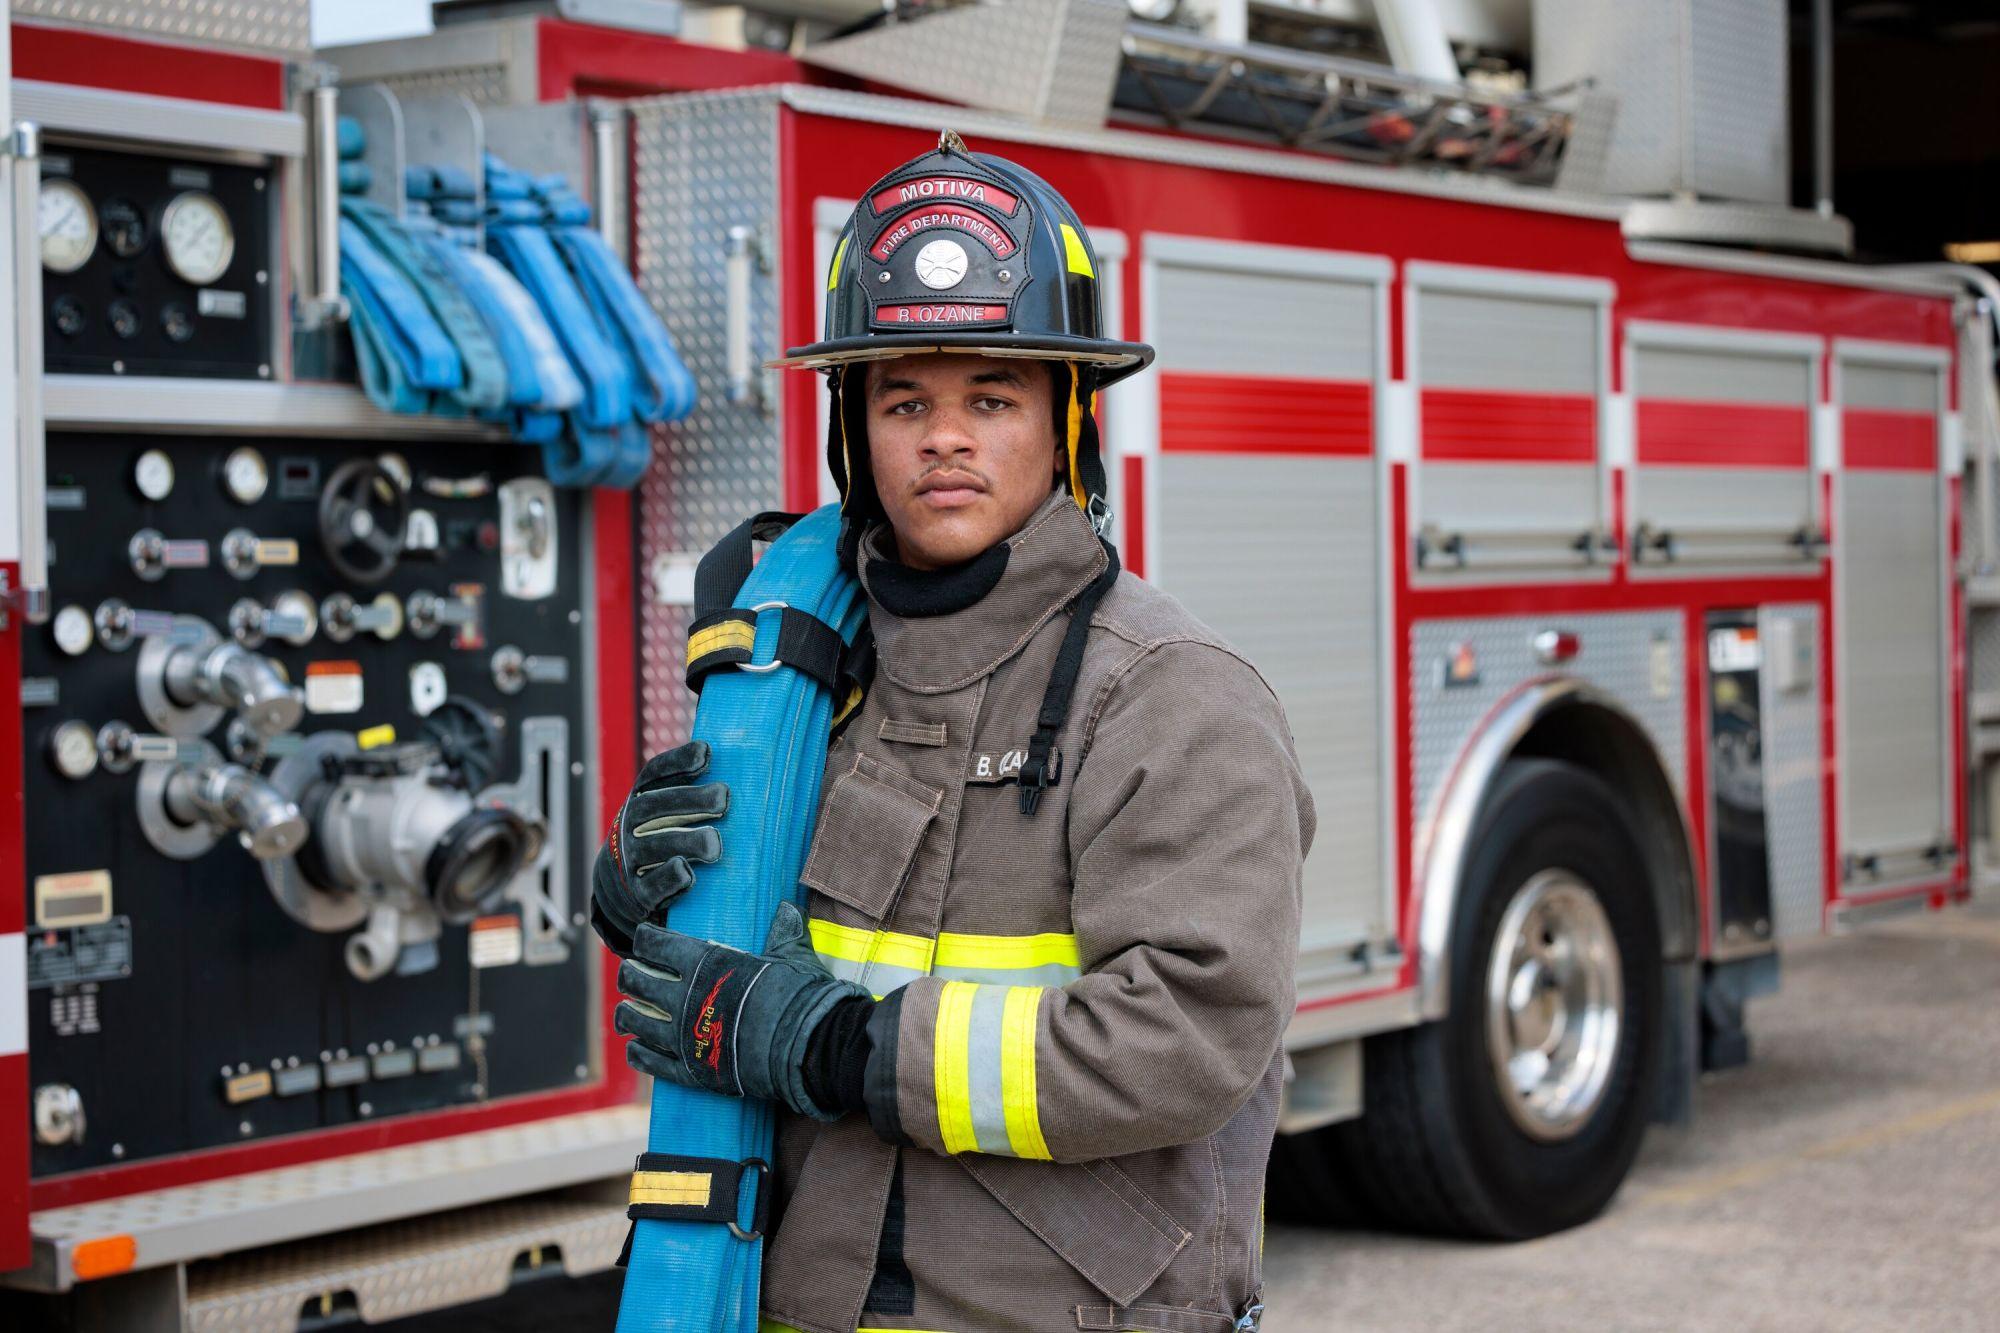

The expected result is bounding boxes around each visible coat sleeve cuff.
[860,986,911,1147]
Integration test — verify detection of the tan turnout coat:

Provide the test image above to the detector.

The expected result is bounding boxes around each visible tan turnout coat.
[760,487,1316,1333]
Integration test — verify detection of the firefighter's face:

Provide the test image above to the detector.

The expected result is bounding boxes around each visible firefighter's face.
[865,354,1059,570]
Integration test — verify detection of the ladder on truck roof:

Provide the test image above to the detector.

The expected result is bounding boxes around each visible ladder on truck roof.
[1113,22,1585,184]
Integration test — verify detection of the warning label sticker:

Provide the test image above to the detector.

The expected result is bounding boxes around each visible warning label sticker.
[305,661,363,715]
[470,914,523,969]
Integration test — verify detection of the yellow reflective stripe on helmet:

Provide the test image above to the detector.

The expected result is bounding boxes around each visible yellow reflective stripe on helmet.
[934,980,981,1154]
[1059,222,1095,278]
[1000,985,1052,1159]
[827,232,851,291]
[686,619,756,666]
[630,1169,712,1209]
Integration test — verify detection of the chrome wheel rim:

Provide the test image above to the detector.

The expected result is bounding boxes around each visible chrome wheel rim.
[1484,869,1623,1141]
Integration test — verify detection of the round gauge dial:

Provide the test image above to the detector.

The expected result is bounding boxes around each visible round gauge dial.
[134,448,175,502]
[160,191,234,285]
[108,298,142,341]
[39,178,98,274]
[161,303,195,343]
[223,447,269,504]
[51,604,94,657]
[50,295,86,339]
[101,198,147,258]
[50,720,100,780]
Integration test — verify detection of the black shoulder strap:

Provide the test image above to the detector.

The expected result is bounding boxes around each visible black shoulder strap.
[1019,538,1121,816]
[693,510,805,618]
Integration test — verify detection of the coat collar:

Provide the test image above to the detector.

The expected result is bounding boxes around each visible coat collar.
[859,489,1108,694]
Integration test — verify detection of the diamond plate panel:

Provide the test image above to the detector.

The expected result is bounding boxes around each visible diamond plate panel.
[11,0,309,58]
[804,0,1124,128]
[362,66,516,107]
[186,1195,626,1331]
[1973,608,2000,699]
[630,91,788,755]
[1759,604,1824,940]
[1412,612,1687,846]
[1534,0,1786,204]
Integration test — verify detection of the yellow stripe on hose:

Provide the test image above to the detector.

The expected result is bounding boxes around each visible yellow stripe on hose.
[629,1170,713,1208]
[999,986,1052,1160]
[934,980,981,1155]
[686,620,756,665]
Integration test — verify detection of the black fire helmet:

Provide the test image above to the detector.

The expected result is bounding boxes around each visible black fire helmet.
[767,131,1155,555]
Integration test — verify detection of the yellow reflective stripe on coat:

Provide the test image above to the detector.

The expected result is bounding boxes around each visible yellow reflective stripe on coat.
[809,918,935,998]
[809,919,1082,996]
[934,930,1080,987]
[931,981,1052,1160]
[761,1324,957,1333]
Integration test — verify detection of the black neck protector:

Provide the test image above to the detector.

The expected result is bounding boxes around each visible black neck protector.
[864,540,1011,618]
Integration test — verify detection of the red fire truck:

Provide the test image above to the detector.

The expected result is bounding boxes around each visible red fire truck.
[2,0,1994,1325]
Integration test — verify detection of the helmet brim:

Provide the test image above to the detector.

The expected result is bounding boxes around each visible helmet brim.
[767,332,1156,388]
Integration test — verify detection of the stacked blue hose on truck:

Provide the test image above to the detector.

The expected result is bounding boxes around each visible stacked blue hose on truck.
[333,117,695,488]
[616,506,867,1332]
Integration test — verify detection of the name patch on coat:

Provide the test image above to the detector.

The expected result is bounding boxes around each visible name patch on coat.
[967,745,1057,786]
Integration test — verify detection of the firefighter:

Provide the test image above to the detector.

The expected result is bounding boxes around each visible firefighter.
[591,132,1315,1333]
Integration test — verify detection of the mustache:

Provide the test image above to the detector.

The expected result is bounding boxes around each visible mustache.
[913,462,993,490]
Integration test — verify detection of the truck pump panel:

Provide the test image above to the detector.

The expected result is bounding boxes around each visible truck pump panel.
[24,436,595,1178]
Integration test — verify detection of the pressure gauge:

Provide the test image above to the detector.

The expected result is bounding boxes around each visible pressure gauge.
[50,720,100,781]
[51,604,94,657]
[39,178,98,274]
[101,198,147,258]
[160,191,234,285]
[134,448,175,501]
[223,447,268,504]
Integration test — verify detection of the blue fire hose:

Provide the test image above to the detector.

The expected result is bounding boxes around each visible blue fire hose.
[616,504,866,1332]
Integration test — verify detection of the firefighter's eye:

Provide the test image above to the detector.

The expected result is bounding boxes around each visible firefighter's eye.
[885,399,926,416]
[972,395,1014,412]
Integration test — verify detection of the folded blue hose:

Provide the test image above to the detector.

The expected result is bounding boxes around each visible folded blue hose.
[339,219,461,413]
[616,506,866,1333]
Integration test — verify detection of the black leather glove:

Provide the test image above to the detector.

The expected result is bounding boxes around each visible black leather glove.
[613,903,869,1120]
[590,741,728,957]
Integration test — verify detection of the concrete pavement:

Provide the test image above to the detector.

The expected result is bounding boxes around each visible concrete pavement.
[1262,899,2000,1333]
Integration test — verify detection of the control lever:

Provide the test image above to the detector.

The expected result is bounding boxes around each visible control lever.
[127,528,211,581]
[162,759,308,860]
[407,589,477,639]
[228,591,318,648]
[95,599,205,652]
[163,639,304,736]
[321,591,403,643]
[96,720,181,774]
[219,528,301,581]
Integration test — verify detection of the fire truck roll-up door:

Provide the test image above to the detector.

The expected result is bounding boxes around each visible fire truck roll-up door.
[1144,235,1395,977]
[1837,347,1953,890]
[1628,328,1821,570]
[1409,265,1612,575]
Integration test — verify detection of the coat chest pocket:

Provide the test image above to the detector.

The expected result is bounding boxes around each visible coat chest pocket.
[801,751,944,919]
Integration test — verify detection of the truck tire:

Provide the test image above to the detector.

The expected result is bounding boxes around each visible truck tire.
[1330,758,1663,1238]
[1265,1125,1371,1227]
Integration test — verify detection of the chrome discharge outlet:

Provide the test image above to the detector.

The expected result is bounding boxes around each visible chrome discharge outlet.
[163,638,304,736]
[258,698,547,982]
[162,760,309,860]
